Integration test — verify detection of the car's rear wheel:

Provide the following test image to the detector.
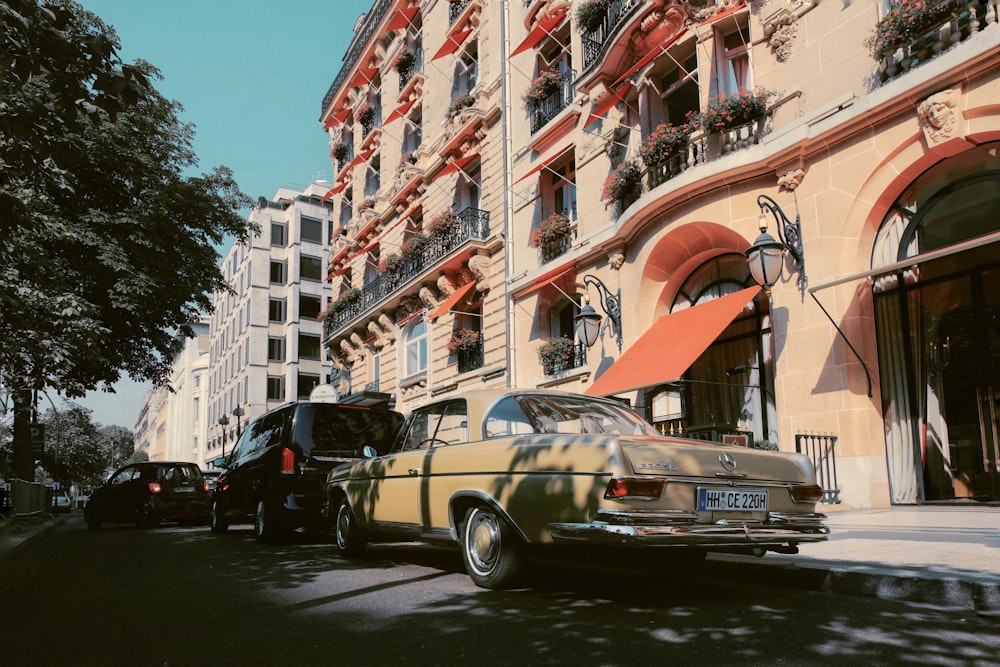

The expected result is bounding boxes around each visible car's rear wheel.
[84,505,101,530]
[254,498,284,542]
[335,500,367,557]
[460,505,526,589]
[210,498,229,533]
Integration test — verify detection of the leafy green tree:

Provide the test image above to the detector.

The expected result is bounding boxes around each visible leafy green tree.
[1,0,256,479]
[38,402,108,490]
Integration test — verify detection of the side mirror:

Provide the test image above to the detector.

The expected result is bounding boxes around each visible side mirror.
[361,445,378,459]
[212,456,227,468]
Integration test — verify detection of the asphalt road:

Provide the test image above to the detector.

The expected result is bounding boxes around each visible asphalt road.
[1,514,997,667]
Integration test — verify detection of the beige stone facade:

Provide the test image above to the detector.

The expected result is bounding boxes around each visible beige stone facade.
[323,0,1000,509]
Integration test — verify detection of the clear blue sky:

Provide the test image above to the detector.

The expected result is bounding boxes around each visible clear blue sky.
[75,0,374,427]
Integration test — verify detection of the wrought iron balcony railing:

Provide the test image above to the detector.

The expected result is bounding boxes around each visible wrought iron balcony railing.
[529,69,576,134]
[581,0,640,71]
[457,340,485,373]
[321,0,392,114]
[398,49,425,92]
[450,0,471,25]
[542,342,588,376]
[323,206,491,340]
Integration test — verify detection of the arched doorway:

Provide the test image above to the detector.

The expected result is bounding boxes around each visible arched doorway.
[873,161,1000,504]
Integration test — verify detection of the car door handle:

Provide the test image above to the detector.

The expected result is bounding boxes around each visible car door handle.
[408,468,419,476]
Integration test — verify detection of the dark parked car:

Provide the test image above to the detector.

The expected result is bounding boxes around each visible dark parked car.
[210,401,403,542]
[84,461,211,529]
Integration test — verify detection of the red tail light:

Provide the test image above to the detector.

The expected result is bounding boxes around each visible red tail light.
[281,447,296,475]
[148,482,162,494]
[791,484,824,503]
[604,477,665,500]
[203,481,210,492]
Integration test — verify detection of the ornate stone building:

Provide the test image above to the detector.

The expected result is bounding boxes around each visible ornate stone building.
[322,0,1000,508]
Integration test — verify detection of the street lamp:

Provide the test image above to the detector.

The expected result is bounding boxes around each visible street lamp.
[218,415,230,458]
[745,194,807,294]
[232,406,244,437]
[574,274,622,353]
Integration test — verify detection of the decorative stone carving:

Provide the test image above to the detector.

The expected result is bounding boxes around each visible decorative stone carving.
[368,320,391,349]
[340,338,362,363]
[350,332,366,352]
[377,314,397,343]
[609,249,626,271]
[437,272,456,297]
[419,285,441,311]
[763,10,797,62]
[467,254,491,292]
[917,89,962,148]
[777,168,806,192]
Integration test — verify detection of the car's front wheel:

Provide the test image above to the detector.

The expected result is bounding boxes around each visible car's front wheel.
[460,505,526,589]
[335,500,367,557]
[210,499,228,533]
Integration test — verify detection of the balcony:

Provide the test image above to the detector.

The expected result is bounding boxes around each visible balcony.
[457,340,485,373]
[542,342,589,376]
[323,207,491,340]
[398,49,424,93]
[528,69,576,134]
[581,0,641,71]
[536,233,573,263]
[450,0,471,25]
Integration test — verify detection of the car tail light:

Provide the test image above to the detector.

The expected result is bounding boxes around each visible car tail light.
[148,482,162,494]
[790,484,824,503]
[604,477,665,500]
[281,447,296,475]
[203,481,210,492]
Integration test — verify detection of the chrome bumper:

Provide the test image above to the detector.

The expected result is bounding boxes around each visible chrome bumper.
[549,511,829,547]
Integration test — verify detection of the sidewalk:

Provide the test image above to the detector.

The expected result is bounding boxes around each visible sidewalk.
[2,506,998,613]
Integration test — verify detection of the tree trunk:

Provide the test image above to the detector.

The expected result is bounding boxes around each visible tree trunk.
[12,388,35,480]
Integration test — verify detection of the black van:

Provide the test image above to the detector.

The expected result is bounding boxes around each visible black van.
[210,401,403,541]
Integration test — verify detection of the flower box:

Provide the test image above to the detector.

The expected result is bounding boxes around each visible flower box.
[447,327,482,352]
[393,50,415,73]
[522,70,563,109]
[430,209,460,236]
[690,88,776,133]
[401,233,429,259]
[331,142,349,162]
[865,0,956,60]
[448,93,475,118]
[356,102,375,126]
[530,212,573,248]
[601,159,641,204]
[538,336,576,374]
[576,0,611,34]
[639,122,691,167]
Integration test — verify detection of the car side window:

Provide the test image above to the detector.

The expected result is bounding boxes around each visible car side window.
[399,400,466,450]
[484,397,537,438]
[230,422,257,462]
[254,411,287,452]
[110,467,135,485]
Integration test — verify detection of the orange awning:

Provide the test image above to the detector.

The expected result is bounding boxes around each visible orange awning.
[585,286,760,397]
[349,67,379,89]
[386,5,419,31]
[436,153,479,179]
[321,182,348,202]
[385,97,418,124]
[323,107,352,129]
[612,30,688,87]
[514,144,574,185]
[512,264,575,298]
[428,280,478,321]
[510,7,567,57]
[431,28,473,60]
[348,148,375,169]
[585,80,634,126]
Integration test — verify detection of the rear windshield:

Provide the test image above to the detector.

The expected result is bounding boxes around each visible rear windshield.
[158,464,203,482]
[292,404,404,456]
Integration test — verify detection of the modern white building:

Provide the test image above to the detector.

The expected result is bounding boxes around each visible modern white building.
[203,182,336,466]
[164,316,211,464]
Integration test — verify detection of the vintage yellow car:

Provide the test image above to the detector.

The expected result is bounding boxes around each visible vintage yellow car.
[326,389,829,589]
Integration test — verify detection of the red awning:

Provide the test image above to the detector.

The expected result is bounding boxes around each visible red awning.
[386,5,419,31]
[585,286,761,397]
[321,182,348,202]
[348,148,375,169]
[513,144,574,185]
[323,107,352,129]
[349,67,380,89]
[512,264,575,298]
[436,153,479,179]
[585,81,634,126]
[612,30,688,87]
[431,28,474,61]
[510,7,567,57]
[385,97,418,124]
[428,280,478,321]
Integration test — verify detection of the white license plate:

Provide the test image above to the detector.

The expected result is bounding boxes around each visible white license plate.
[697,487,768,512]
[174,486,194,493]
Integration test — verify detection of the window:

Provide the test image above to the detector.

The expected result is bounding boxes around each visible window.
[271,223,287,247]
[299,333,322,360]
[297,372,320,400]
[364,154,381,197]
[453,163,481,212]
[300,255,323,282]
[403,316,427,378]
[267,375,285,401]
[339,198,353,231]
[270,260,287,285]
[398,400,468,451]
[551,297,580,341]
[268,336,285,362]
[718,24,750,96]
[301,216,323,244]
[268,298,286,323]
[364,246,380,286]
[299,293,321,320]
[550,158,577,221]
[402,108,422,154]
[451,47,478,98]
[660,51,699,127]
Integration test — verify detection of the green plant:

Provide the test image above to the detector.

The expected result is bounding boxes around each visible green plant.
[638,122,691,167]
[331,287,361,312]
[331,142,348,162]
[448,93,475,118]
[752,439,780,451]
[538,336,575,371]
[400,150,417,166]
[689,88,776,133]
[401,233,429,259]
[601,159,641,203]
[864,0,955,59]
[530,212,573,248]
[356,101,375,125]
[446,327,482,352]
[430,209,460,236]
[393,49,415,73]
[576,0,611,33]
[522,70,563,108]
[379,252,404,274]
